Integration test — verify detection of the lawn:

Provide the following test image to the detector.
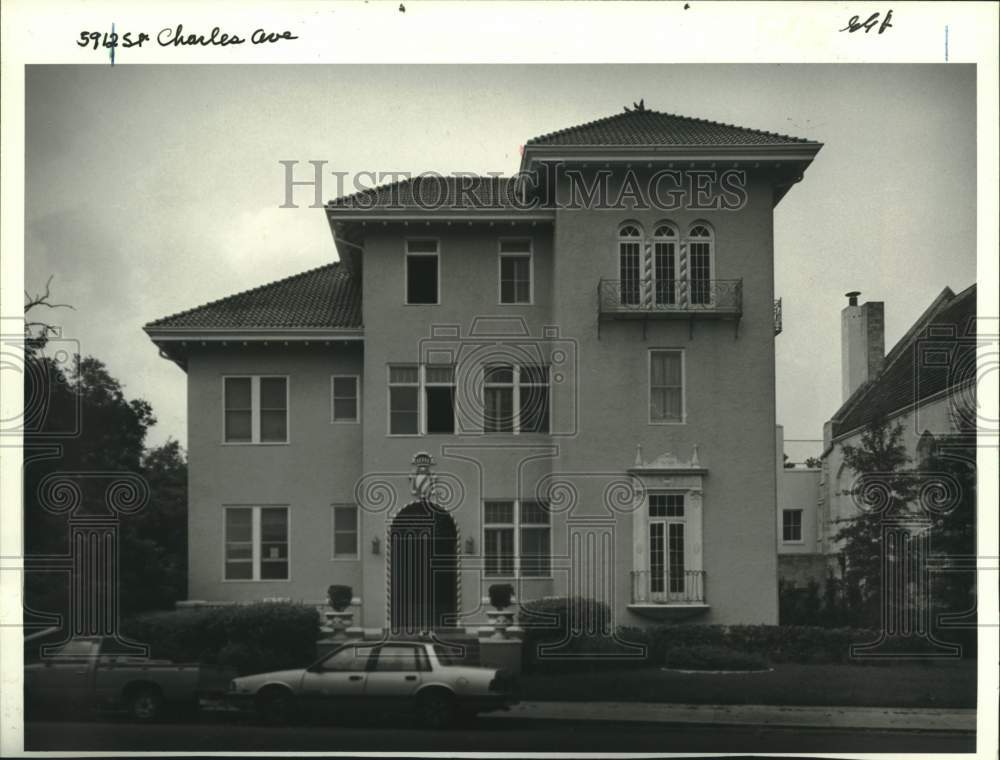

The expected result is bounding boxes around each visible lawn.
[519,660,977,708]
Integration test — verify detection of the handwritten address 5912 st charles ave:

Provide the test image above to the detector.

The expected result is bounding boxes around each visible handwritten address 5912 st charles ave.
[78,25,298,51]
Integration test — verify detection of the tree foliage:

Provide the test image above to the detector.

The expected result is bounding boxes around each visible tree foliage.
[23,298,187,630]
[834,417,917,627]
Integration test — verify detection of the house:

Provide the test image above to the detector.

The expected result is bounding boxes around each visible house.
[774,425,824,588]
[818,284,978,569]
[144,106,822,635]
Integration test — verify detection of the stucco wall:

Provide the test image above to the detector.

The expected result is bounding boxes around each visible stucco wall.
[182,169,785,629]
[778,469,821,554]
[186,344,364,605]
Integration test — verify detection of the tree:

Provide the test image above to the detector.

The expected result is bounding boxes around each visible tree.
[23,282,187,635]
[804,456,822,469]
[834,416,918,627]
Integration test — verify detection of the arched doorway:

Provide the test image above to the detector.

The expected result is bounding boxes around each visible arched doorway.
[389,501,458,634]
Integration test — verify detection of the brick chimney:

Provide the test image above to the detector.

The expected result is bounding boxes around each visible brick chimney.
[841,291,885,401]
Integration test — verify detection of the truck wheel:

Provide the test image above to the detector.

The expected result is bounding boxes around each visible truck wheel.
[416,689,456,730]
[127,685,164,722]
[256,688,295,725]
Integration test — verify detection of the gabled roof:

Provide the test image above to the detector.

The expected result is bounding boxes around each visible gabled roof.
[144,262,361,332]
[525,108,815,147]
[327,175,530,212]
[830,284,977,438]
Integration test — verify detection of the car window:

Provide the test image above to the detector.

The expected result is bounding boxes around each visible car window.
[319,645,373,672]
[372,645,424,672]
[433,643,474,666]
[50,639,99,658]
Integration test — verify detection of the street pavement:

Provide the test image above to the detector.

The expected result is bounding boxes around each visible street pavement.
[22,715,976,754]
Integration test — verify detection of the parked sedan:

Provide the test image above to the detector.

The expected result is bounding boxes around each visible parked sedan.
[227,640,518,728]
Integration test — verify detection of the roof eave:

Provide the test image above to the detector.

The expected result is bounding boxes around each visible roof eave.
[519,142,823,172]
[325,208,557,223]
[145,326,365,342]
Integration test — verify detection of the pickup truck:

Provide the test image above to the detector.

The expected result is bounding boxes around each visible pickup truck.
[24,636,233,721]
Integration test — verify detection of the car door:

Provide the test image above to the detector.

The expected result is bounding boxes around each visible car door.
[364,644,427,711]
[27,638,99,709]
[298,643,374,718]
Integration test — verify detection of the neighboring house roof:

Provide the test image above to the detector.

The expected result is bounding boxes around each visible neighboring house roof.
[327,175,529,212]
[144,262,361,332]
[525,108,815,147]
[830,283,977,439]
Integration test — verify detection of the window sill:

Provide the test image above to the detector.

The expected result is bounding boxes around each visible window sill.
[221,441,291,446]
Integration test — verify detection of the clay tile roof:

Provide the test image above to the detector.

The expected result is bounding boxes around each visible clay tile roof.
[144,262,361,331]
[831,284,977,438]
[327,175,524,211]
[526,108,815,147]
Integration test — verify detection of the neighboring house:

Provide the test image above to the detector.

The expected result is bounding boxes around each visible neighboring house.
[774,426,823,588]
[145,106,822,634]
[818,284,978,568]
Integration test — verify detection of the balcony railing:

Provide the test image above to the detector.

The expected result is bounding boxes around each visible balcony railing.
[598,279,742,319]
[630,570,706,605]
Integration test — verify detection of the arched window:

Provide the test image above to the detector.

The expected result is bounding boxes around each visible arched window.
[687,223,713,305]
[618,223,643,306]
[652,223,678,306]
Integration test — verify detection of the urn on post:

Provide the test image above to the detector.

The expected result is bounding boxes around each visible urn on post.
[325,584,354,638]
[486,583,515,639]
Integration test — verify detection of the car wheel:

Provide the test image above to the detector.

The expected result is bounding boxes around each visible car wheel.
[127,685,164,722]
[256,688,295,726]
[416,690,456,730]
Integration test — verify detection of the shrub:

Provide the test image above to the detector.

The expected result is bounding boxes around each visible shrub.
[121,601,321,675]
[327,585,353,612]
[488,583,515,610]
[520,597,642,673]
[664,645,768,671]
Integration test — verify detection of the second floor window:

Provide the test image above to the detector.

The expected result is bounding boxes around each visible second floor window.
[224,376,288,443]
[649,350,683,423]
[483,364,549,434]
[499,239,532,304]
[388,364,456,435]
[406,239,439,304]
[688,224,713,305]
[331,375,359,422]
[782,509,803,542]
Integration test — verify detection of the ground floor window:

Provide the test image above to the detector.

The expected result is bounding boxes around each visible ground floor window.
[648,493,685,595]
[483,499,551,578]
[224,506,289,580]
[332,505,359,559]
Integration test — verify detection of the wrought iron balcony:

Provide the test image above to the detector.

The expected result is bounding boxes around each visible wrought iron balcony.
[630,570,706,605]
[598,279,742,320]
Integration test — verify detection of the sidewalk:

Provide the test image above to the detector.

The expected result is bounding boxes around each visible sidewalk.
[484,701,976,732]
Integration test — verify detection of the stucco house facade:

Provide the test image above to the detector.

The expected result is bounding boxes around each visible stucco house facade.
[145,107,822,635]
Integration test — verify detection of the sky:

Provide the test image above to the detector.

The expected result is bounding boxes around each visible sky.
[24,64,977,459]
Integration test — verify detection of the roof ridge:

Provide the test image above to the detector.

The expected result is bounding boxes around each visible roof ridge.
[145,261,342,329]
[526,107,813,146]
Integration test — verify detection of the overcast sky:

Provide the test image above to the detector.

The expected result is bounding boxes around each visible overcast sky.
[25,64,976,459]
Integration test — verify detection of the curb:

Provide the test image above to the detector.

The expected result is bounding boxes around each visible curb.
[483,701,976,732]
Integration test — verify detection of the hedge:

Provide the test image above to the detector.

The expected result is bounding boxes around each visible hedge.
[121,601,321,675]
[664,645,769,671]
[519,597,645,673]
